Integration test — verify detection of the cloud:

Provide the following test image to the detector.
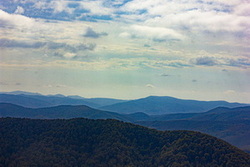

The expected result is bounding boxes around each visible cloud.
[0,82,21,86]
[191,57,217,66]
[0,82,8,86]
[1,0,248,35]
[51,0,74,14]
[234,3,250,16]
[0,38,96,52]
[78,1,114,16]
[224,90,236,95]
[53,52,79,60]
[121,25,185,42]
[31,0,74,14]
[63,52,77,59]
[14,6,25,14]
[0,38,46,48]
[0,9,34,28]
[47,42,96,52]
[202,0,242,6]
[143,44,151,47]
[190,56,250,69]
[151,60,191,68]
[55,84,67,88]
[227,58,250,68]
[0,0,249,73]
[120,0,249,37]
[119,32,132,38]
[145,84,155,89]
[161,74,171,77]
[1,0,248,38]
[83,27,108,38]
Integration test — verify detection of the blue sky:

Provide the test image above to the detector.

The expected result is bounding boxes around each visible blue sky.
[0,0,249,102]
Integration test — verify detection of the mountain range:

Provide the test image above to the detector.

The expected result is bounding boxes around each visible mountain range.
[1,91,250,153]
[0,91,127,108]
[1,118,250,167]
[0,91,248,115]
[1,102,250,153]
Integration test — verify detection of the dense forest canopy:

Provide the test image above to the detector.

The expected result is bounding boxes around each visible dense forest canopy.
[1,118,250,167]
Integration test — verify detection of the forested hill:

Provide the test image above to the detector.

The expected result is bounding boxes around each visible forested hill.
[0,103,132,121]
[1,118,250,167]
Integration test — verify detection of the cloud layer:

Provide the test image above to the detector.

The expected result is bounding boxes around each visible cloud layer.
[0,0,249,102]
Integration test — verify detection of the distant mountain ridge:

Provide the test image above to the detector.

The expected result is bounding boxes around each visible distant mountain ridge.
[2,102,249,122]
[146,106,250,122]
[101,95,248,115]
[0,91,127,108]
[0,94,99,108]
[1,91,247,114]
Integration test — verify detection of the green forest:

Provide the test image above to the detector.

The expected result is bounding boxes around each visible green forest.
[1,118,250,167]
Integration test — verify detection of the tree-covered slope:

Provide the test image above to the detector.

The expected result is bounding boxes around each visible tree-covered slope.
[0,103,132,122]
[136,106,250,153]
[0,118,250,167]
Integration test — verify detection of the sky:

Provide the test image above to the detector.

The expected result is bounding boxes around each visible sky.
[0,0,249,103]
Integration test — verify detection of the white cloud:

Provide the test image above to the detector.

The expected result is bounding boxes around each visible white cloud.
[145,84,155,89]
[234,3,250,16]
[122,0,162,12]
[0,9,34,29]
[52,0,74,14]
[122,25,185,42]
[119,32,131,38]
[201,0,242,6]
[63,52,77,59]
[146,10,249,33]
[14,6,25,14]
[224,90,236,95]
[120,0,249,36]
[79,0,114,16]
[32,0,74,14]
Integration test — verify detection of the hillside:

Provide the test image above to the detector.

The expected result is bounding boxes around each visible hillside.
[101,96,247,115]
[1,118,250,167]
[137,106,250,153]
[1,103,250,153]
[0,103,132,122]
